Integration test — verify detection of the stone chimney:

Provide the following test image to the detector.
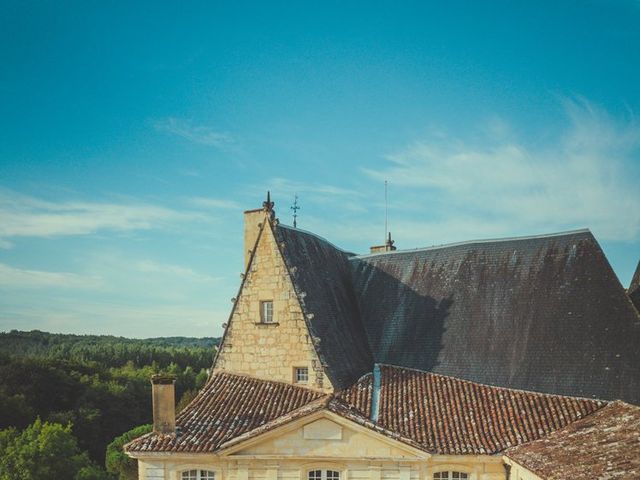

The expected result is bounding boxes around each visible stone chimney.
[244,192,276,269]
[370,232,397,254]
[151,374,176,435]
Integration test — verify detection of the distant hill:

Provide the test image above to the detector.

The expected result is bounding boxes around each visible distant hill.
[0,330,220,369]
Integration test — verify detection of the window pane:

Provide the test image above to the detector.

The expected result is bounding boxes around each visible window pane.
[296,367,309,382]
[261,301,273,323]
[326,471,340,480]
[200,471,215,480]
[182,471,197,480]
[308,470,322,480]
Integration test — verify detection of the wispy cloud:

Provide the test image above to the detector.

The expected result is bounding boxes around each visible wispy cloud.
[134,260,220,283]
[0,263,102,289]
[364,98,640,242]
[267,178,362,197]
[188,197,242,211]
[0,189,206,245]
[154,117,234,147]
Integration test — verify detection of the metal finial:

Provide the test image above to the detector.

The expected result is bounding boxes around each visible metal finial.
[290,194,300,228]
[263,191,274,212]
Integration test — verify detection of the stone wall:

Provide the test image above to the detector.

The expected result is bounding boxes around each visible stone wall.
[137,456,506,480]
[214,220,332,391]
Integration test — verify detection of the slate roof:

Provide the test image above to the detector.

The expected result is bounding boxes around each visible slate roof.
[126,366,606,456]
[275,225,640,403]
[352,229,640,403]
[275,225,373,389]
[506,401,640,479]
[629,260,640,313]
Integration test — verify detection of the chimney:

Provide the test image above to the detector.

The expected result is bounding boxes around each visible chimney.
[243,192,276,269]
[151,374,176,434]
[370,232,397,254]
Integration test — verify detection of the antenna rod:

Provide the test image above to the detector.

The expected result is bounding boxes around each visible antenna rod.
[384,180,388,243]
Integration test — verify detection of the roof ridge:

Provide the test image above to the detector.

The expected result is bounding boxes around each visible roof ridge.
[376,363,609,404]
[209,370,328,394]
[277,223,355,256]
[353,228,593,259]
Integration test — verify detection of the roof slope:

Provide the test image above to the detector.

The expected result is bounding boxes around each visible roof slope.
[127,366,606,456]
[506,401,640,479]
[337,365,605,455]
[275,225,373,389]
[629,260,640,313]
[350,230,640,403]
[126,372,323,453]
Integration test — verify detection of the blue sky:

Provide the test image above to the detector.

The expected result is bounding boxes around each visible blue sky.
[1,1,639,337]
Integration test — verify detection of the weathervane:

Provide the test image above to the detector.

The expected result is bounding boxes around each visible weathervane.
[290,194,300,228]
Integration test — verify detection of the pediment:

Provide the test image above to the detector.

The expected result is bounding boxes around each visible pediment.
[223,412,426,459]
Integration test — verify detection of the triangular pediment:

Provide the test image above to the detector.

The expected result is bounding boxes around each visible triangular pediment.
[220,411,428,460]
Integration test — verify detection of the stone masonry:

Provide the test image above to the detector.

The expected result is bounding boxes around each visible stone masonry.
[213,215,332,392]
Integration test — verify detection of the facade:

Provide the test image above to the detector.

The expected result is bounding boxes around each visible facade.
[126,195,640,480]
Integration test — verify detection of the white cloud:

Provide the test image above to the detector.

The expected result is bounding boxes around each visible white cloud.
[0,263,102,289]
[188,197,242,211]
[267,178,362,198]
[154,117,233,147]
[0,190,205,244]
[364,98,640,242]
[134,260,221,283]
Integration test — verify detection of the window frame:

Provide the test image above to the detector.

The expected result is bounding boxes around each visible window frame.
[179,469,216,480]
[307,469,341,480]
[294,366,309,384]
[260,300,274,324]
[173,466,220,480]
[432,471,470,480]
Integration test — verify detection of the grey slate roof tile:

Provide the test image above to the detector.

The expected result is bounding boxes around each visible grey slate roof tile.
[276,226,640,403]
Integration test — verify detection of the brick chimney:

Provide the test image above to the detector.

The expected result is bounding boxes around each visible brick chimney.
[244,192,276,269]
[370,232,397,254]
[151,374,176,434]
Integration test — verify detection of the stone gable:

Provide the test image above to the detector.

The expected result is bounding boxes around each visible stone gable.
[213,220,332,391]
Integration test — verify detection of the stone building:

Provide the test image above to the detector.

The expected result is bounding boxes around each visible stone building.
[126,194,640,480]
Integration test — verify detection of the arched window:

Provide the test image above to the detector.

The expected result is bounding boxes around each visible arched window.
[433,473,468,480]
[308,470,340,480]
[181,470,215,480]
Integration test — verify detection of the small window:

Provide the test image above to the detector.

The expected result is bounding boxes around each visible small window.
[295,367,309,383]
[182,471,215,480]
[308,470,339,480]
[434,473,468,480]
[260,300,274,323]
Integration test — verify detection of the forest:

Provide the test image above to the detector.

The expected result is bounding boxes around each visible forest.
[0,330,219,480]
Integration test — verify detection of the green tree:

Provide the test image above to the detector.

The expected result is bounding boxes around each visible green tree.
[0,418,109,480]
[105,424,151,480]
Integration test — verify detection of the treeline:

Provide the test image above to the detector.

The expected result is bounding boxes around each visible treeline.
[0,330,218,370]
[0,330,219,479]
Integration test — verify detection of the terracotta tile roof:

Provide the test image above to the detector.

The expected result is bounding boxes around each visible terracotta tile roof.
[506,401,640,479]
[126,366,607,456]
[125,372,323,453]
[336,365,606,455]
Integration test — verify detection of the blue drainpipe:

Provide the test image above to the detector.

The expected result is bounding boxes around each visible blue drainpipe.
[371,364,381,423]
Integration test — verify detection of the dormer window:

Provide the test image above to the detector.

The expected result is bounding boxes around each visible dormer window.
[260,300,274,323]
